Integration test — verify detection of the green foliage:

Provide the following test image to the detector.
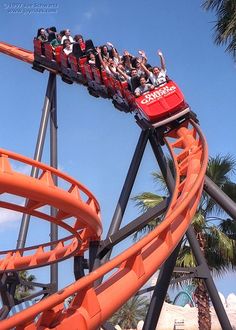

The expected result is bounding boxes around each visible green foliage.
[109,295,149,329]
[202,0,236,61]
[132,192,164,240]
[200,154,236,216]
[15,270,36,301]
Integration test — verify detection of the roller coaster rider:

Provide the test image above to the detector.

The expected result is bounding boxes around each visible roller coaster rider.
[140,50,167,86]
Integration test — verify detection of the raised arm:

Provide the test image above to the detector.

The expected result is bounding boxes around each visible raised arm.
[107,42,120,63]
[138,50,148,64]
[157,50,166,71]
[96,47,106,68]
[117,66,129,81]
[123,50,132,69]
[140,60,151,76]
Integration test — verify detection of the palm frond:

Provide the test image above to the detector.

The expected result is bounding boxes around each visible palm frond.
[222,181,236,201]
[219,218,236,239]
[202,1,236,60]
[192,213,206,232]
[204,226,236,273]
[109,295,149,329]
[202,154,236,215]
[131,192,164,213]
[152,171,169,194]
[202,0,225,11]
[207,154,236,185]
[176,245,196,268]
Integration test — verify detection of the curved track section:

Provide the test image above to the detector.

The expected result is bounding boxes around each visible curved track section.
[0,119,208,329]
[0,148,101,272]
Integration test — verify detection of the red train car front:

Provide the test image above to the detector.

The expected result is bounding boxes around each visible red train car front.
[135,81,190,127]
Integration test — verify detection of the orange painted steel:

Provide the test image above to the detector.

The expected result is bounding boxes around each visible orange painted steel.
[0,119,208,330]
[0,148,102,273]
[0,42,34,64]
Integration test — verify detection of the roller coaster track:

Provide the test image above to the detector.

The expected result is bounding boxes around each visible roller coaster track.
[0,42,208,329]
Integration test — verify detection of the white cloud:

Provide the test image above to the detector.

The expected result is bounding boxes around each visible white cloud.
[0,163,29,231]
[0,208,21,228]
[84,10,93,20]
[72,8,95,33]
[73,24,82,32]
[227,293,236,308]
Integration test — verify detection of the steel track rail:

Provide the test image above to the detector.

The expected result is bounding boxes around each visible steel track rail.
[0,42,34,64]
[0,148,102,272]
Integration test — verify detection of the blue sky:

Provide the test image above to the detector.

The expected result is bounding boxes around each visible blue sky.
[0,0,236,302]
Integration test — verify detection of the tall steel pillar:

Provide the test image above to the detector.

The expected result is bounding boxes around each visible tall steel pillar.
[49,75,58,292]
[103,129,149,262]
[186,226,232,330]
[16,73,56,249]
[91,129,149,286]
[106,129,150,238]
[204,175,236,219]
[143,131,181,330]
[143,242,182,330]
[148,131,175,192]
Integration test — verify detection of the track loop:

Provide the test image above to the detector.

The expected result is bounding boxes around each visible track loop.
[0,149,102,272]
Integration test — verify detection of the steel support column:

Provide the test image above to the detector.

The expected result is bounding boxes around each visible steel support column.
[149,131,175,192]
[16,72,56,249]
[94,129,149,287]
[74,256,86,280]
[143,242,182,330]
[50,75,58,292]
[186,226,232,330]
[143,134,179,330]
[104,129,149,257]
[204,175,236,220]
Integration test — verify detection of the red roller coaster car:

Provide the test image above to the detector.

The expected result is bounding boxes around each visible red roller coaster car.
[33,40,191,128]
[134,81,190,127]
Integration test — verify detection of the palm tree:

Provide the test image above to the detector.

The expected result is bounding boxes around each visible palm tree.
[202,0,236,61]
[109,295,149,329]
[132,154,236,330]
[15,270,36,301]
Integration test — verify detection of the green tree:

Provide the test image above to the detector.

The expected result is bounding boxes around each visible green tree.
[109,295,149,329]
[202,0,236,61]
[15,270,36,301]
[132,154,236,330]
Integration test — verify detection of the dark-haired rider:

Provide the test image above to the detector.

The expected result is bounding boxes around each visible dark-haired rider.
[140,50,167,86]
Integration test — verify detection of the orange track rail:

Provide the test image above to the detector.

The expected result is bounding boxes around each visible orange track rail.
[0,149,102,272]
[0,42,208,329]
[0,42,34,64]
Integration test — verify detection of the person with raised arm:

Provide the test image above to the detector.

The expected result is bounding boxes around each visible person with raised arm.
[140,50,167,86]
[96,47,112,75]
[122,50,134,75]
[138,50,152,69]
[117,66,141,92]
[106,42,121,65]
